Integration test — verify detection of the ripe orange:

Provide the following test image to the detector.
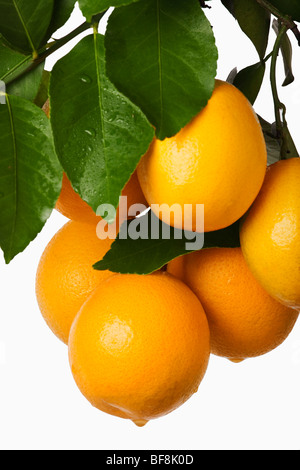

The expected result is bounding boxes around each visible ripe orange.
[56,170,148,226]
[36,221,114,344]
[137,80,267,233]
[68,272,210,426]
[240,158,300,310]
[168,248,298,362]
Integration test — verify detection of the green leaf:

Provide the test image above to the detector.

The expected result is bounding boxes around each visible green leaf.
[0,0,54,53]
[45,0,77,40]
[268,0,300,22]
[94,211,240,275]
[0,35,32,83]
[34,70,51,108]
[272,19,294,87]
[258,115,281,165]
[233,61,266,105]
[0,95,62,263]
[78,0,138,22]
[7,63,44,101]
[50,32,154,212]
[221,0,271,59]
[0,35,45,101]
[105,0,218,140]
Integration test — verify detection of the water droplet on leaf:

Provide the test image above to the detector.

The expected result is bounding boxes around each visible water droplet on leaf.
[84,128,96,137]
[80,75,92,84]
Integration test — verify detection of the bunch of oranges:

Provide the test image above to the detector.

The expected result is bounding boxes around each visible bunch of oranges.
[36,80,300,426]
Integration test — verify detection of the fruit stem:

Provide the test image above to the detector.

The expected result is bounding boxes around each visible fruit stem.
[270,22,299,159]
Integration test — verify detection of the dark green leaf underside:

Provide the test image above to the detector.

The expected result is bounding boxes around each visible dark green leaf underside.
[94,211,241,275]
[221,0,270,59]
[45,0,77,40]
[7,63,44,102]
[233,61,266,105]
[78,0,139,22]
[258,115,281,165]
[0,36,32,83]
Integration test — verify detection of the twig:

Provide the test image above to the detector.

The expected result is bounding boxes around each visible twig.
[5,11,107,86]
[199,1,211,9]
[256,0,300,46]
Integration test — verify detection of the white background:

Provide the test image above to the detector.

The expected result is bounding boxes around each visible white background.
[1,1,300,451]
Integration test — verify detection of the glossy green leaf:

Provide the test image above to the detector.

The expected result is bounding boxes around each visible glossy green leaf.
[0,95,62,263]
[94,211,241,275]
[78,0,138,22]
[34,70,51,108]
[0,35,45,101]
[7,63,44,101]
[233,61,266,105]
[222,0,271,59]
[0,0,54,53]
[50,33,154,212]
[0,35,32,84]
[105,0,218,140]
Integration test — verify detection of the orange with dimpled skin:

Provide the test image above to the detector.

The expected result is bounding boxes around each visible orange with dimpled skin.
[68,272,210,426]
[55,170,147,226]
[168,248,299,362]
[36,221,115,345]
[240,158,300,310]
[137,80,267,233]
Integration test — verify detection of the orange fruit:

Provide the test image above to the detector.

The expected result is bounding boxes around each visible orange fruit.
[168,248,298,362]
[240,158,300,310]
[137,80,267,233]
[36,221,114,344]
[56,170,148,226]
[68,272,210,426]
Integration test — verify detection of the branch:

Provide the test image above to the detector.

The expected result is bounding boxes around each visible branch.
[36,11,107,64]
[256,0,300,45]
[199,1,211,9]
[5,11,107,86]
